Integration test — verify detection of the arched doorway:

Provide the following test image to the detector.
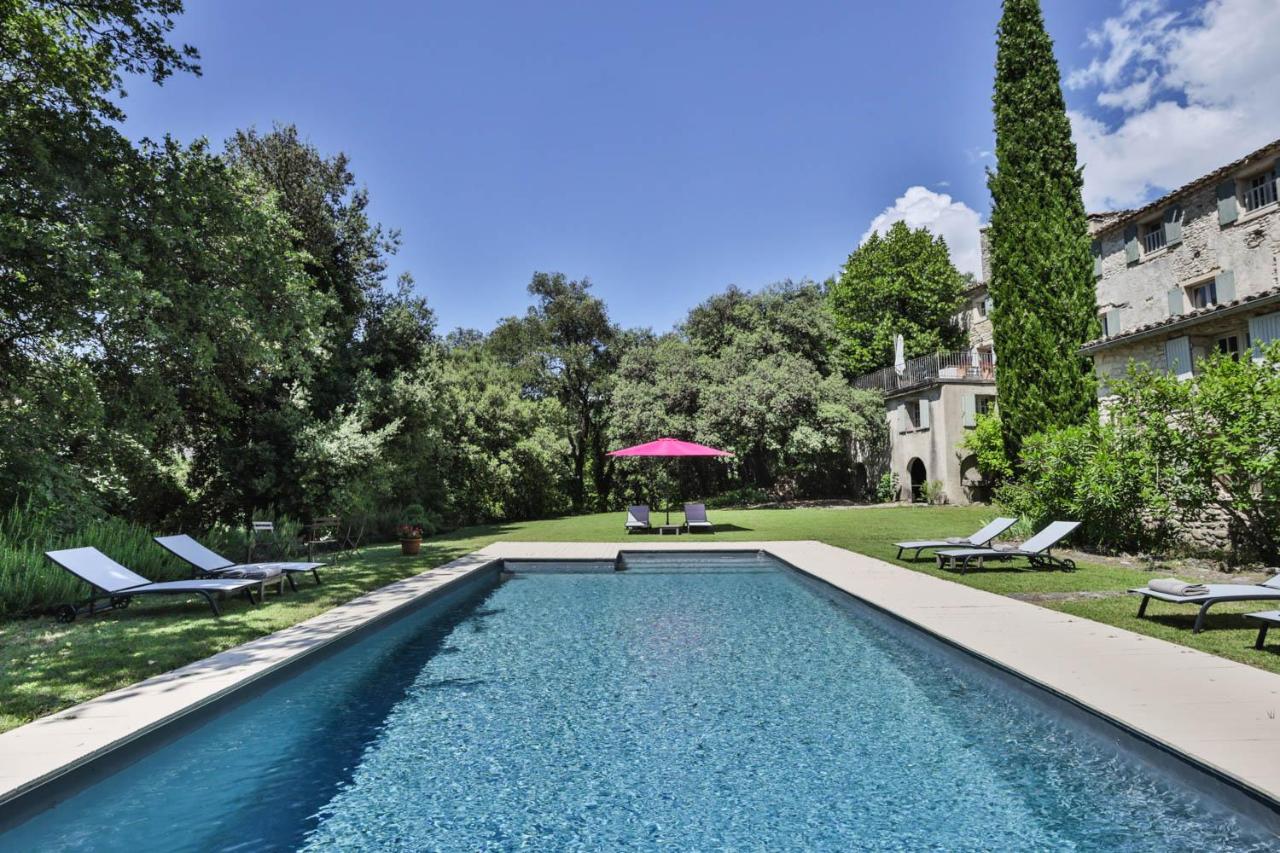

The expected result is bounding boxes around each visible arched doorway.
[907,458,927,503]
[960,454,989,503]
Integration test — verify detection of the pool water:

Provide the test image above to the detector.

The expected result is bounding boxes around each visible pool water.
[3,553,1277,850]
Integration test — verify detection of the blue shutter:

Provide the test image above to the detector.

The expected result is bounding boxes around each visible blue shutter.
[1217,179,1239,225]
[1124,225,1140,263]
[1167,287,1184,317]
[1091,240,1102,278]
[1105,307,1121,337]
[1215,269,1236,304]
[1165,336,1193,378]
[1249,311,1280,358]
[1162,205,1183,246]
[962,394,976,428]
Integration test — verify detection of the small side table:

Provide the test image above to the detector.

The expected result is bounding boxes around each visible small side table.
[658,524,682,536]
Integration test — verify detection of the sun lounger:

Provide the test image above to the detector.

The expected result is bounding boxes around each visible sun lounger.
[935,521,1081,574]
[45,546,263,622]
[155,534,324,590]
[895,517,1017,560]
[684,503,713,533]
[625,505,651,533]
[1130,575,1280,633]
[1244,610,1280,649]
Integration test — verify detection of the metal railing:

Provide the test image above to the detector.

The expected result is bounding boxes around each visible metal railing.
[1243,176,1278,212]
[853,349,996,394]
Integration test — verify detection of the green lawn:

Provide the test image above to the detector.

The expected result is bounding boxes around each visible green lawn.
[1,505,1274,735]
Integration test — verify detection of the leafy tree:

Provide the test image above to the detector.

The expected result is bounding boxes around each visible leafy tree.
[828,221,967,377]
[490,273,619,511]
[986,0,1098,460]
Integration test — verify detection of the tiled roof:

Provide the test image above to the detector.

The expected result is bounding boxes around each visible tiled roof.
[1080,285,1280,353]
[1091,137,1280,237]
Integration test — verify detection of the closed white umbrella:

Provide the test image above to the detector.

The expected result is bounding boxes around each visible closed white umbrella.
[894,334,906,377]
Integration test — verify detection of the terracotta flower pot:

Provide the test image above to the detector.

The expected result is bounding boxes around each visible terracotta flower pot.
[400,537,422,556]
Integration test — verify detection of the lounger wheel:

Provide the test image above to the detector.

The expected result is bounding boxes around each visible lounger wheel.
[1062,559,1076,571]
[55,604,77,623]
[110,595,131,609]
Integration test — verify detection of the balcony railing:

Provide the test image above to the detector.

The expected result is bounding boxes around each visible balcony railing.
[1142,228,1166,254]
[853,349,996,394]
[1243,177,1278,212]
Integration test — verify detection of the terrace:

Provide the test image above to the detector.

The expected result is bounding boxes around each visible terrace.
[852,349,995,395]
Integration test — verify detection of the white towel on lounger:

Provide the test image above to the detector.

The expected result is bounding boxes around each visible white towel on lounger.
[1148,578,1210,597]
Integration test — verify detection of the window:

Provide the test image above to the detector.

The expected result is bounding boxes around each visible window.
[1141,220,1166,254]
[904,400,921,430]
[1188,279,1218,309]
[1216,334,1241,361]
[975,395,996,416]
[1243,171,1278,212]
[976,298,988,318]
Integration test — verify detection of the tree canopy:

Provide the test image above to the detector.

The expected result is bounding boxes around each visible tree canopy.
[828,221,968,377]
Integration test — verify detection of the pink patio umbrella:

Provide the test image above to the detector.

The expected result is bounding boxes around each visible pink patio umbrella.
[607,437,734,524]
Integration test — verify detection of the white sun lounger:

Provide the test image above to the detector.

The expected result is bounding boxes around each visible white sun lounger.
[625,505,651,533]
[155,534,324,590]
[45,546,263,622]
[684,503,713,533]
[895,517,1017,560]
[1131,575,1280,633]
[935,521,1081,574]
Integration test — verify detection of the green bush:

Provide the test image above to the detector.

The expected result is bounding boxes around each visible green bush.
[703,487,770,509]
[961,411,1013,485]
[997,419,1167,553]
[876,472,899,503]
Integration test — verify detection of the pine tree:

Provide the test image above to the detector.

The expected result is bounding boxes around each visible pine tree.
[987,0,1098,462]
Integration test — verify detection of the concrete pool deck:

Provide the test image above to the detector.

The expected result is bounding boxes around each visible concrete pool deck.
[3,539,1280,816]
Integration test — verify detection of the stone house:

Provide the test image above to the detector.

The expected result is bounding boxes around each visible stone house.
[1081,138,1280,392]
[851,282,997,506]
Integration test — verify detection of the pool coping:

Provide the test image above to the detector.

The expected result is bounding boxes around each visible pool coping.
[2,540,1280,823]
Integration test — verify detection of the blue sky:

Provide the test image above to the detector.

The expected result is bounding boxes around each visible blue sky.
[118,0,1274,334]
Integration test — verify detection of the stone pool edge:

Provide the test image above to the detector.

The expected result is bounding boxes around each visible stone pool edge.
[0,550,501,810]
[2,539,1279,825]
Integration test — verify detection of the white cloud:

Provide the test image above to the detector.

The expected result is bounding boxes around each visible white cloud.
[1068,0,1280,210]
[861,186,983,277]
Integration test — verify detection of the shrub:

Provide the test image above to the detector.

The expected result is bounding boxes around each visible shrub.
[876,472,899,504]
[921,480,947,506]
[961,411,1013,485]
[703,487,770,509]
[997,418,1168,553]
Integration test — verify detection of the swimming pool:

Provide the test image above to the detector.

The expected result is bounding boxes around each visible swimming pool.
[2,551,1277,850]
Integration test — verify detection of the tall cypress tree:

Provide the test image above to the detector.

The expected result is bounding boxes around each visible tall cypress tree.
[987,0,1097,461]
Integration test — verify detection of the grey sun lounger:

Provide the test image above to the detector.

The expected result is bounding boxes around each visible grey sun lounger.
[625,505,651,533]
[895,517,1017,560]
[935,521,1081,574]
[155,534,324,590]
[1131,576,1280,634]
[45,546,264,622]
[684,503,713,533]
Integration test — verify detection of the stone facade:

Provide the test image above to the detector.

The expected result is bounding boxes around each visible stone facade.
[1086,139,1280,382]
[882,382,997,505]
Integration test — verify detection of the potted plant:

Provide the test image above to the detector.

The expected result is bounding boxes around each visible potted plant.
[397,523,423,556]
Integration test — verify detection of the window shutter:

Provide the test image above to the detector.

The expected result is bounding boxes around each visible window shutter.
[1165,336,1193,378]
[1105,307,1121,337]
[1249,311,1280,358]
[1167,287,1184,317]
[1217,179,1239,225]
[1090,240,1103,278]
[918,399,931,430]
[1124,225,1140,263]
[962,394,976,428]
[1162,205,1183,246]
[1215,269,1236,303]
